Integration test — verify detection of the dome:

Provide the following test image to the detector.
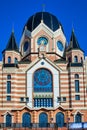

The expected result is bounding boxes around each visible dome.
[25,12,63,32]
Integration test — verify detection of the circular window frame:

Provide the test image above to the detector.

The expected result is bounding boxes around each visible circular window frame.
[57,41,64,51]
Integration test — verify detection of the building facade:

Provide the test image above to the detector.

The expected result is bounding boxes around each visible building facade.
[0,11,87,128]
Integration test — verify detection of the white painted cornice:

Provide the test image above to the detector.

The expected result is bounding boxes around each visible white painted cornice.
[54,28,66,42]
[24,57,62,72]
[31,22,54,38]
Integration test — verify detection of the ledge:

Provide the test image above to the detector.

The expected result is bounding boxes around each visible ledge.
[68,62,83,67]
[3,63,18,68]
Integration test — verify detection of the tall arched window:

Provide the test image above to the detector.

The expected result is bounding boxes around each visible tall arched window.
[74,56,78,63]
[75,74,80,93]
[39,113,48,127]
[56,112,64,127]
[6,114,12,127]
[75,113,82,123]
[34,68,53,92]
[7,81,11,94]
[8,57,11,63]
[75,80,79,92]
[22,112,31,127]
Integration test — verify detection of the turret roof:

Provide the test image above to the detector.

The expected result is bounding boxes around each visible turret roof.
[5,31,19,52]
[67,30,83,52]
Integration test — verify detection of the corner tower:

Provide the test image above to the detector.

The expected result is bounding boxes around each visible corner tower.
[66,30,84,64]
[2,31,20,65]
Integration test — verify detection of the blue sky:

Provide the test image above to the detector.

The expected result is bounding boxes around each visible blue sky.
[0,0,87,60]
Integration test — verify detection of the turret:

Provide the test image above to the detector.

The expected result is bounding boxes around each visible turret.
[66,30,84,64]
[2,31,21,65]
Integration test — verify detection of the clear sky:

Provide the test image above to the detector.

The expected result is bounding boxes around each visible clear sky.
[0,0,87,60]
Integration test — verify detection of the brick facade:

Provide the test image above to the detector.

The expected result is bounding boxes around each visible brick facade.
[0,11,87,129]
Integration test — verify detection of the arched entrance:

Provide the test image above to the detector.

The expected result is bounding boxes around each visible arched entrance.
[39,112,48,127]
[75,113,82,123]
[6,114,12,127]
[56,112,64,127]
[22,112,31,127]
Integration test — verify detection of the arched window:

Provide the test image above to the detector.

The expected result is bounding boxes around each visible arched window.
[6,114,12,127]
[8,57,11,63]
[39,113,48,127]
[74,56,78,63]
[14,58,18,64]
[75,80,79,92]
[7,75,11,80]
[75,74,79,79]
[7,81,11,94]
[22,112,31,127]
[56,112,64,127]
[34,68,53,92]
[75,113,82,123]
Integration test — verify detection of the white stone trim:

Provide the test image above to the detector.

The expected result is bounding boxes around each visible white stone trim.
[27,58,60,108]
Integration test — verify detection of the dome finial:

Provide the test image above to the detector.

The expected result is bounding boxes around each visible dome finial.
[42,4,45,12]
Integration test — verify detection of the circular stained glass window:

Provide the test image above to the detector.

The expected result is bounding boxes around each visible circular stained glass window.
[34,68,52,92]
[37,37,48,45]
[57,41,64,51]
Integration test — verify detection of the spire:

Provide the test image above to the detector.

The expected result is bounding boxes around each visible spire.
[67,30,81,51]
[5,31,19,52]
[12,23,14,33]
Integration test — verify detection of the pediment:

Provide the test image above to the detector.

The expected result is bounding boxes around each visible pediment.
[26,57,62,73]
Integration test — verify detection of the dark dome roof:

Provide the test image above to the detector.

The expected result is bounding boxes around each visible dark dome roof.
[25,12,63,32]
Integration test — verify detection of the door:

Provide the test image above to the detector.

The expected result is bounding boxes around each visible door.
[56,112,64,127]
[75,113,82,123]
[39,113,48,127]
[22,112,31,127]
[6,114,12,127]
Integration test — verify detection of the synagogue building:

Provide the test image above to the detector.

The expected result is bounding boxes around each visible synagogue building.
[0,11,87,129]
